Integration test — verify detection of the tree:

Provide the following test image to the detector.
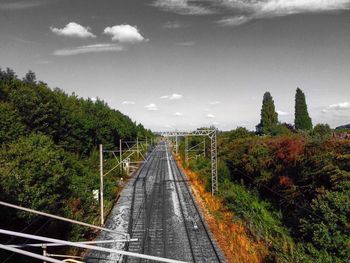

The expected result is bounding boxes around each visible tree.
[295,88,312,130]
[229,127,253,140]
[259,92,278,134]
[312,124,332,140]
[23,70,37,85]
[0,102,26,144]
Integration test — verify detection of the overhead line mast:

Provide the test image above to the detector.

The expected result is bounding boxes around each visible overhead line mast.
[161,129,218,195]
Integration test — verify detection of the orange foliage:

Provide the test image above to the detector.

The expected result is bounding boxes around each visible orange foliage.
[267,136,305,165]
[279,176,293,187]
[175,156,268,263]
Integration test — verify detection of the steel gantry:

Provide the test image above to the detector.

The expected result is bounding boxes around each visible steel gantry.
[161,129,218,195]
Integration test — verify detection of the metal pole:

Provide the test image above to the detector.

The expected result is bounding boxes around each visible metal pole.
[0,201,125,235]
[185,136,189,163]
[137,137,139,158]
[210,131,218,195]
[119,139,122,173]
[43,244,47,263]
[203,138,206,157]
[0,244,63,263]
[175,135,178,155]
[10,239,139,248]
[100,144,104,226]
[0,229,187,263]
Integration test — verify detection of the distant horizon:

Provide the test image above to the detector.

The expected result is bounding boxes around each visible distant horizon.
[1,0,349,131]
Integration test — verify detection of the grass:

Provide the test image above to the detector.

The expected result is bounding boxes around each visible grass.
[176,156,269,263]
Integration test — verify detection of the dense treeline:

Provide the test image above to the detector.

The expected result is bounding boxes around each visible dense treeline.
[183,129,350,262]
[0,68,153,261]
[180,88,349,263]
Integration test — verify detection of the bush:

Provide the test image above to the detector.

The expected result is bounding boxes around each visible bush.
[312,123,332,141]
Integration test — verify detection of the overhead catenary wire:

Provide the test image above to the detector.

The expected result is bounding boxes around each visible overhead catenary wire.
[3,189,73,246]
[0,201,127,236]
[2,182,80,262]
[10,239,138,248]
[2,218,54,263]
[0,244,64,263]
[0,229,188,263]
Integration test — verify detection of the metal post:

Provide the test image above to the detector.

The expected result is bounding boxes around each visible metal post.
[185,136,189,163]
[203,138,206,157]
[119,139,122,173]
[160,129,218,195]
[210,131,218,195]
[175,135,178,155]
[137,137,139,158]
[42,244,47,263]
[100,144,104,226]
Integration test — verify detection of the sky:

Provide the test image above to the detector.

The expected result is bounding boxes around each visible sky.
[0,0,350,131]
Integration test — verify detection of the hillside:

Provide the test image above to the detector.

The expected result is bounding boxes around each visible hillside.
[180,130,350,262]
[0,68,153,262]
[336,124,350,130]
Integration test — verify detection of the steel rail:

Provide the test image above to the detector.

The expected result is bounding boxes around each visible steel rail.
[166,146,196,263]
[170,156,222,263]
[141,148,163,260]
[123,148,157,262]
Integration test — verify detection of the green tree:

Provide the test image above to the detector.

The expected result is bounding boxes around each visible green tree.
[0,102,26,144]
[259,92,278,134]
[0,134,70,219]
[228,127,253,140]
[23,70,37,85]
[312,123,332,141]
[295,88,312,130]
[299,190,350,260]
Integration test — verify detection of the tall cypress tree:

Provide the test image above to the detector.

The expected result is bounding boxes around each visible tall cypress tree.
[259,92,278,134]
[294,88,312,130]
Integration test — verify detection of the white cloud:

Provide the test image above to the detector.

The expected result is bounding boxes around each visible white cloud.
[174,112,183,116]
[152,0,350,26]
[50,22,96,38]
[121,100,135,105]
[145,103,158,111]
[0,0,46,10]
[170,93,183,100]
[321,102,350,119]
[217,16,252,26]
[104,25,146,43]
[218,0,350,26]
[53,44,124,56]
[209,101,221,105]
[90,97,97,102]
[329,101,350,110]
[276,110,290,116]
[206,113,215,118]
[160,93,183,100]
[152,0,215,15]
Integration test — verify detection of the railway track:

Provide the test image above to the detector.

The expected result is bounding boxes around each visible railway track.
[122,143,224,263]
[169,152,224,263]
